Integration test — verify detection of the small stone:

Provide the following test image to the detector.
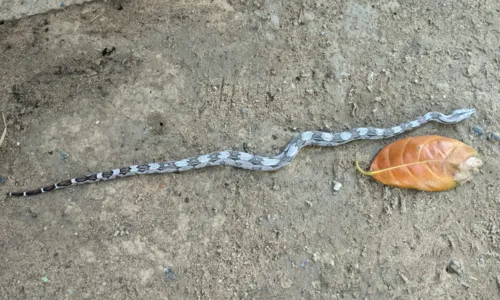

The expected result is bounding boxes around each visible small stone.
[333,181,342,192]
[113,230,120,237]
[270,15,279,28]
[487,131,500,142]
[300,259,309,268]
[0,176,7,184]
[164,265,177,281]
[312,252,320,262]
[471,125,484,136]
[57,150,69,161]
[446,259,463,275]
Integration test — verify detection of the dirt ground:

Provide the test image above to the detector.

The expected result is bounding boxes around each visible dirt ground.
[1,0,499,299]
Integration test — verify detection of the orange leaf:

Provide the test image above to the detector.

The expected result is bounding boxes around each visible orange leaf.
[355,135,483,191]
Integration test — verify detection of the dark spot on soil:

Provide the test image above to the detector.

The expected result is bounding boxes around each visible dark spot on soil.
[10,85,23,102]
[160,122,164,126]
[97,85,109,97]
[266,91,275,102]
[29,209,37,218]
[101,46,116,56]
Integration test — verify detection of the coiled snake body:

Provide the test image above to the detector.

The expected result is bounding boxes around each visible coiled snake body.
[8,108,475,197]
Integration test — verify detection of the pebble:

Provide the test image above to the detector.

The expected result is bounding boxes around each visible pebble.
[270,15,280,28]
[446,259,463,275]
[0,176,7,184]
[300,259,309,268]
[164,264,177,281]
[332,181,342,193]
[57,149,69,161]
[487,131,500,142]
[471,125,484,136]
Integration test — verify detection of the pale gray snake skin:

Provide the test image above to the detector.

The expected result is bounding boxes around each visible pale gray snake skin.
[8,108,475,197]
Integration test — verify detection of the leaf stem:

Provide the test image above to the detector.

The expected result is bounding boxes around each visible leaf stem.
[355,160,373,176]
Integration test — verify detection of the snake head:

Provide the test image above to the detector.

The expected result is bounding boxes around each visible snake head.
[439,108,476,124]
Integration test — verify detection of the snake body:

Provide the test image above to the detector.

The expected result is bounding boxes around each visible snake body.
[7,108,476,197]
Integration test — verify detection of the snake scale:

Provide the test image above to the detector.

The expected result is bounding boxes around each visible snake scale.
[7,108,475,197]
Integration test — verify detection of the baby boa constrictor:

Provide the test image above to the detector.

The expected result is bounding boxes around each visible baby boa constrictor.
[8,108,476,197]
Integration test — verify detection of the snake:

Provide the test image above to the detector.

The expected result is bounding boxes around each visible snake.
[7,108,476,197]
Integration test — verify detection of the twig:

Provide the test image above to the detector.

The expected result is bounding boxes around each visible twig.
[0,112,6,148]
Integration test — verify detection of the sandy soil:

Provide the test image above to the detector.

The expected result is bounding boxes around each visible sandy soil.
[1,0,499,299]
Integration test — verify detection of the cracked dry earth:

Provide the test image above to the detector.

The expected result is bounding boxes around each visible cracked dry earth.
[1,0,500,299]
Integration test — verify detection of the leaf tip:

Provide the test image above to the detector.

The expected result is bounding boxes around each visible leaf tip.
[454,156,483,184]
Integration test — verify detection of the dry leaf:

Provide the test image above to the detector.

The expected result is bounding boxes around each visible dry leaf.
[356,135,483,191]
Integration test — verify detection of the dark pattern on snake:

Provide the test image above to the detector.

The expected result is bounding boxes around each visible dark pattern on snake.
[7,108,476,197]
